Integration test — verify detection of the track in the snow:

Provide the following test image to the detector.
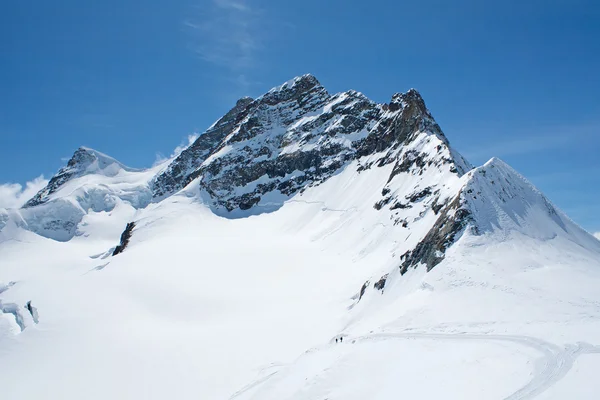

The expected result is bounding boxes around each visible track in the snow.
[229,332,600,400]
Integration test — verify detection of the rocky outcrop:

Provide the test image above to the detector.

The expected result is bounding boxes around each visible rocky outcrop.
[151,74,469,215]
[374,274,389,291]
[399,195,473,274]
[25,301,39,324]
[152,97,254,199]
[113,222,135,256]
[358,280,370,301]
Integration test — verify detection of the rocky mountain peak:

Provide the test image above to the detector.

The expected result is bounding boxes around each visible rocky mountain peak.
[236,96,254,106]
[276,73,322,92]
[259,73,328,107]
[377,88,452,154]
[389,88,427,113]
[151,96,255,199]
[23,147,131,208]
[66,147,98,170]
[149,75,471,216]
[64,147,131,173]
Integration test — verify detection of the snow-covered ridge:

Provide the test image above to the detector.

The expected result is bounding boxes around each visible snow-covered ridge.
[388,155,600,280]
[461,157,600,249]
[2,74,600,399]
[20,74,468,226]
[3,73,597,256]
[5,147,164,241]
[24,147,140,208]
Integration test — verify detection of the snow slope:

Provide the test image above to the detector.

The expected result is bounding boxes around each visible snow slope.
[1,75,600,400]
[2,148,168,241]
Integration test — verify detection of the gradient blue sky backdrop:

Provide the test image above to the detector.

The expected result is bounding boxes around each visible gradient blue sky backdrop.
[1,0,599,234]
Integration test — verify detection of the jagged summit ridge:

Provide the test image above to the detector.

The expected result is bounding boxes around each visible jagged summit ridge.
[151,74,468,215]
[15,72,582,268]
[390,88,425,108]
[26,74,459,214]
[14,73,472,241]
[152,96,254,199]
[260,73,325,106]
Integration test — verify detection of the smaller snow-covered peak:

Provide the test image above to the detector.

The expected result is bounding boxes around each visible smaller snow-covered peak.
[398,154,600,275]
[468,156,528,186]
[66,147,96,169]
[460,156,600,253]
[463,156,567,224]
[67,147,134,174]
[23,147,134,208]
[482,156,506,168]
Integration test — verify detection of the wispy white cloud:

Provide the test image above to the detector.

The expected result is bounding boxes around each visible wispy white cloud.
[154,134,200,166]
[594,232,600,240]
[0,176,48,209]
[186,0,262,89]
[214,0,250,12]
[172,133,200,157]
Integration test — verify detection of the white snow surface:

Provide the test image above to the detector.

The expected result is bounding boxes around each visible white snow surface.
[1,76,600,399]
[1,149,600,399]
[0,156,169,242]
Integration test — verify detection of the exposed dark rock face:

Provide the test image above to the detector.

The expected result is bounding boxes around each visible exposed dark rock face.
[356,89,442,160]
[152,97,254,199]
[406,187,433,203]
[399,195,473,274]
[113,222,135,256]
[150,74,469,215]
[359,280,370,300]
[374,274,389,291]
[390,201,412,210]
[25,301,39,324]
[374,196,393,210]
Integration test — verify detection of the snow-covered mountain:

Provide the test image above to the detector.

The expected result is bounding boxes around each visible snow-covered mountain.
[0,147,158,242]
[1,75,600,400]
[151,74,470,216]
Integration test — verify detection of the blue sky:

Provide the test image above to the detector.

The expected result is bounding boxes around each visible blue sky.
[1,0,599,233]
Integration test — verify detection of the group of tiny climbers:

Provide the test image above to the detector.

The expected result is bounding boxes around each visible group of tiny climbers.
[335,336,343,343]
